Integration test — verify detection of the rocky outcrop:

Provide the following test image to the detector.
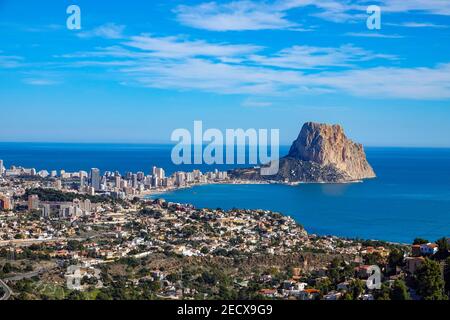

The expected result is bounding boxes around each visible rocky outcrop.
[229,122,376,183]
[288,122,376,180]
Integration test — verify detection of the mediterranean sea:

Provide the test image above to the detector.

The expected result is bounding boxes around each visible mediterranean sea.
[1,143,449,243]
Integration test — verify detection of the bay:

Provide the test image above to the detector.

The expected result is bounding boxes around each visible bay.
[1,143,449,243]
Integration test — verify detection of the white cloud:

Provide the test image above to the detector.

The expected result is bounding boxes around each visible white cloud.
[174,0,450,31]
[120,58,450,99]
[54,30,450,100]
[248,44,397,70]
[78,23,126,39]
[22,24,64,33]
[120,58,304,95]
[58,35,262,62]
[381,0,450,15]
[56,46,148,59]
[124,34,263,58]
[344,32,404,38]
[68,60,137,68]
[175,1,298,31]
[386,22,448,28]
[310,63,450,99]
[65,38,396,70]
[0,52,24,68]
[22,78,61,86]
[174,0,360,31]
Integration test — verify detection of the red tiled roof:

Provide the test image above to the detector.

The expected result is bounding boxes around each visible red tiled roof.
[259,289,277,295]
[304,289,320,294]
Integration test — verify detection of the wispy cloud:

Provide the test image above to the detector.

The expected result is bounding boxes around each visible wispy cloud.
[175,0,450,31]
[2,33,449,100]
[77,23,126,39]
[48,25,450,100]
[308,63,450,99]
[22,78,61,86]
[248,44,398,70]
[120,58,298,95]
[0,51,24,68]
[124,34,263,58]
[174,0,368,31]
[381,0,450,15]
[175,1,298,31]
[242,98,273,107]
[22,24,64,33]
[117,57,450,99]
[386,22,448,28]
[344,32,404,38]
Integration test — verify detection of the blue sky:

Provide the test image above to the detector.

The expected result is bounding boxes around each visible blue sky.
[0,0,449,146]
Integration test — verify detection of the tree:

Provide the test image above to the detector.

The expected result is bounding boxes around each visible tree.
[444,257,450,297]
[435,237,450,260]
[413,238,429,245]
[388,249,404,270]
[349,279,366,300]
[327,258,343,284]
[343,292,353,300]
[364,252,383,266]
[390,279,411,300]
[67,290,85,300]
[2,262,13,274]
[96,290,112,300]
[200,247,209,255]
[415,259,447,300]
[375,283,391,300]
[218,283,237,300]
[315,278,332,295]
[67,240,84,251]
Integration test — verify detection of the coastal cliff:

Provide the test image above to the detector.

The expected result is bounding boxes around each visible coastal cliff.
[230,122,376,183]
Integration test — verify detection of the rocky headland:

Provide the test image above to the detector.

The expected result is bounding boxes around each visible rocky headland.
[230,122,376,183]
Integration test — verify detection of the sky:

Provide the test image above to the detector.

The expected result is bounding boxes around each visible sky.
[0,0,449,146]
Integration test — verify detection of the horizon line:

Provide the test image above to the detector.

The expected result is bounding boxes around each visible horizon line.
[0,141,450,149]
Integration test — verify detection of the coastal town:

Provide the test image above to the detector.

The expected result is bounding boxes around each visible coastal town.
[0,159,449,300]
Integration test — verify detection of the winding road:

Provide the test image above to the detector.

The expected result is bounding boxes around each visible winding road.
[0,279,12,300]
[4,268,48,282]
[0,267,53,300]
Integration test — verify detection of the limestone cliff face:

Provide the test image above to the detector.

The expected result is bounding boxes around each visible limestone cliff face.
[288,122,376,180]
[230,122,376,183]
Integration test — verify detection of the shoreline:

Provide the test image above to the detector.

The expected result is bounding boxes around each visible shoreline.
[137,178,423,245]
[138,177,367,199]
[142,190,408,246]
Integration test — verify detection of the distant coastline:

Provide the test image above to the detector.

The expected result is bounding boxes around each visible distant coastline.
[1,144,450,243]
[143,146,450,244]
[143,178,364,200]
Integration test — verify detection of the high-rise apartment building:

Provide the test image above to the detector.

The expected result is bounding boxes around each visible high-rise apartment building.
[28,194,40,211]
[90,168,101,191]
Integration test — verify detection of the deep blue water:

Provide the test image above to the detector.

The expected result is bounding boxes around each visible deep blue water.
[1,143,449,243]
[0,143,257,175]
[153,148,450,243]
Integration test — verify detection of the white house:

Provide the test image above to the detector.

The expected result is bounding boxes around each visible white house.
[420,243,438,255]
